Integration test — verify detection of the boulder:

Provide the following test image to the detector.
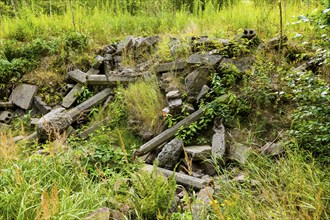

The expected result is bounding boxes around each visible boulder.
[185,67,212,98]
[156,138,184,169]
[11,84,38,110]
[166,90,181,101]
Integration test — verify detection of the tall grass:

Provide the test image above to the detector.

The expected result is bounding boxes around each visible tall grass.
[214,148,330,219]
[0,0,320,45]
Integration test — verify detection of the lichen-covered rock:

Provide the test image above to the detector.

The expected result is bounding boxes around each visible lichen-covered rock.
[156,138,184,169]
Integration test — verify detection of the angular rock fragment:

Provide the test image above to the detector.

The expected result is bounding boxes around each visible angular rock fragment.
[154,61,186,73]
[86,75,137,86]
[62,84,83,108]
[85,207,110,220]
[11,84,38,110]
[212,119,226,158]
[229,143,251,164]
[156,138,183,169]
[92,55,104,69]
[259,142,285,156]
[187,53,222,66]
[185,67,211,98]
[34,96,52,114]
[185,145,212,161]
[166,90,181,101]
[68,69,87,84]
[86,67,100,75]
[168,99,182,113]
[196,85,210,102]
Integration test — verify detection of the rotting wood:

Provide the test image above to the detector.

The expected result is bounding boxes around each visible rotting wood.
[134,107,204,156]
[142,164,212,189]
[86,75,137,86]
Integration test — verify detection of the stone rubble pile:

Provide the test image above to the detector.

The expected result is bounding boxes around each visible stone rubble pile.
[1,30,317,217]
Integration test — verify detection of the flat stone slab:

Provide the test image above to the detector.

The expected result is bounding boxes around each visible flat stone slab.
[62,84,83,108]
[154,61,186,73]
[187,53,222,66]
[34,96,52,114]
[185,145,212,161]
[68,69,87,84]
[11,84,38,110]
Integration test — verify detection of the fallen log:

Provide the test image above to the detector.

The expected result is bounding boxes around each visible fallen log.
[86,75,137,86]
[142,164,212,189]
[134,107,204,156]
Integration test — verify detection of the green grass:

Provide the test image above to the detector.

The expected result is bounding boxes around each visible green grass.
[214,148,329,219]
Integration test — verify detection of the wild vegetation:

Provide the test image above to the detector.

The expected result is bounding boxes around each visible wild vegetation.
[0,0,329,219]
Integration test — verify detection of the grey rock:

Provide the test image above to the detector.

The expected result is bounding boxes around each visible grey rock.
[185,67,211,98]
[60,83,75,94]
[37,107,73,142]
[92,55,104,69]
[229,143,251,164]
[68,69,87,84]
[62,84,83,108]
[34,96,52,114]
[166,90,181,101]
[259,142,285,156]
[157,138,184,169]
[154,61,186,73]
[212,121,226,158]
[185,145,212,161]
[192,187,214,220]
[267,35,288,49]
[196,85,210,102]
[11,84,38,110]
[218,56,254,75]
[0,111,13,124]
[168,98,182,113]
[103,44,116,54]
[30,118,40,125]
[187,53,222,66]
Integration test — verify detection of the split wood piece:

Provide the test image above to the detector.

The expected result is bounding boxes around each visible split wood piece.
[134,107,204,156]
[62,84,83,108]
[78,117,110,139]
[86,75,137,86]
[142,164,211,189]
[0,101,14,109]
[68,88,112,121]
